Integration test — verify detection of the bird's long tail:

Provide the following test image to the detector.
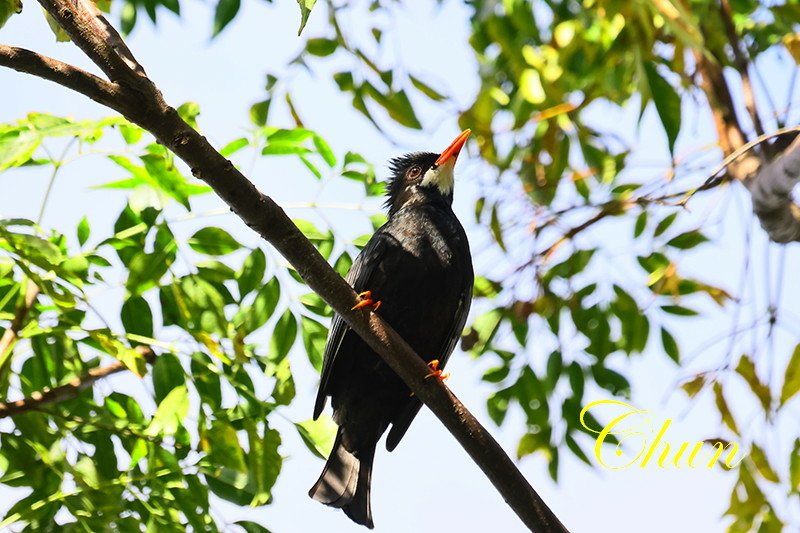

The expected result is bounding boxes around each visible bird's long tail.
[308,427,376,529]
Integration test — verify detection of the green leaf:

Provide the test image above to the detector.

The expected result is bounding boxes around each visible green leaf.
[489,204,505,251]
[250,99,271,127]
[591,365,630,397]
[644,61,682,155]
[237,247,267,298]
[517,430,548,459]
[790,439,800,490]
[362,83,422,129]
[177,102,201,128]
[749,443,780,483]
[119,123,143,144]
[299,292,331,317]
[188,227,242,256]
[140,153,195,209]
[565,432,592,466]
[780,344,800,406]
[126,250,172,295]
[212,0,240,37]
[121,295,154,339]
[736,355,772,412]
[296,0,317,35]
[713,382,739,435]
[0,0,22,29]
[146,384,189,436]
[191,352,222,408]
[654,212,678,237]
[306,38,338,57]
[294,417,337,459]
[152,353,185,404]
[1,231,63,269]
[243,278,280,333]
[633,211,647,238]
[660,327,679,363]
[272,357,295,406]
[262,144,312,156]
[247,424,282,505]
[681,374,706,398]
[313,134,336,167]
[486,386,512,425]
[202,420,247,472]
[77,216,90,246]
[666,230,708,250]
[661,304,698,316]
[409,74,447,101]
[236,521,273,533]
[301,316,327,371]
[220,137,249,156]
[43,11,70,41]
[271,310,297,362]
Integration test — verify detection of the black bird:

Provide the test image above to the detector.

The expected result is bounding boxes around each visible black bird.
[309,130,474,528]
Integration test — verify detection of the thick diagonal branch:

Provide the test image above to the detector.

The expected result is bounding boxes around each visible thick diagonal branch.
[0,347,156,419]
[0,0,569,530]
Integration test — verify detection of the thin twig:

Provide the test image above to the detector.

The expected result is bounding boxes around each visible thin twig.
[0,346,155,418]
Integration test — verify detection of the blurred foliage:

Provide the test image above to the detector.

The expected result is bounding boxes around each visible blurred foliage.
[0,111,378,530]
[2,0,800,531]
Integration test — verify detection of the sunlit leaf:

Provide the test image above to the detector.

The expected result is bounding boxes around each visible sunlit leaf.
[294,417,337,459]
[644,62,681,155]
[780,344,800,406]
[296,0,317,35]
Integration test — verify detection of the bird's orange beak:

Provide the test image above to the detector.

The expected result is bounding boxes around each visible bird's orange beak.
[434,129,471,167]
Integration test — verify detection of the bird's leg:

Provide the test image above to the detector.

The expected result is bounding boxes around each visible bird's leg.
[424,359,449,382]
[351,290,382,312]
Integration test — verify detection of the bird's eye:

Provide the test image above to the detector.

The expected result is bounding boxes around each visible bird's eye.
[407,166,422,179]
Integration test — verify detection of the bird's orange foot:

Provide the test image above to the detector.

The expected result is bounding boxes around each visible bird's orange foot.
[351,290,382,312]
[425,359,450,382]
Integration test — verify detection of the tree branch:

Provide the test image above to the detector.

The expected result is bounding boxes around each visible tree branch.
[0,0,570,530]
[718,0,766,140]
[0,346,156,419]
[692,49,757,175]
[0,45,121,108]
[38,0,145,81]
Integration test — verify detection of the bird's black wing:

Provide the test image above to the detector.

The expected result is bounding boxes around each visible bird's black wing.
[313,230,397,420]
[385,281,473,451]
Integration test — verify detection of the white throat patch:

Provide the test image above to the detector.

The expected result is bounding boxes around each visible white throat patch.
[420,159,455,194]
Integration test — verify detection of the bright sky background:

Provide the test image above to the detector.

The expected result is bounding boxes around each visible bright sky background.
[2,1,799,532]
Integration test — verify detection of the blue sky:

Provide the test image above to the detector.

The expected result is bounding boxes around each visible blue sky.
[2,1,799,532]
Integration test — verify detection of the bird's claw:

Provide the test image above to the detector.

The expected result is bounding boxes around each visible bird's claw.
[424,359,449,382]
[351,290,382,312]
[350,291,381,311]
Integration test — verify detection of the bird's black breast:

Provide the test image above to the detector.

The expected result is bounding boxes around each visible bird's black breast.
[373,204,470,337]
[321,202,473,446]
